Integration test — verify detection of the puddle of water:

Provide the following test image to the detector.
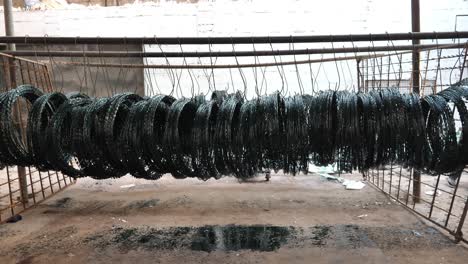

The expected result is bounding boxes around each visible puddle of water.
[73,224,459,252]
[190,225,293,252]
[96,224,327,252]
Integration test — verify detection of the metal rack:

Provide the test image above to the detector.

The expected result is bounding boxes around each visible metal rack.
[0,32,466,243]
[0,53,75,223]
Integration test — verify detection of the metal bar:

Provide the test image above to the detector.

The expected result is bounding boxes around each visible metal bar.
[396,166,403,199]
[455,197,468,242]
[369,182,462,239]
[43,64,54,92]
[0,32,467,45]
[32,63,41,89]
[7,57,29,207]
[445,173,463,227]
[47,171,54,194]
[5,167,15,216]
[382,165,385,190]
[460,45,468,82]
[27,166,36,204]
[428,174,441,218]
[394,172,464,198]
[18,60,25,84]
[55,171,62,189]
[389,162,393,196]
[0,52,47,65]
[2,0,15,50]
[373,178,458,214]
[1,57,11,90]
[61,172,68,187]
[24,61,33,84]
[36,55,368,69]
[37,171,45,199]
[412,0,421,204]
[0,179,75,224]
[406,168,412,206]
[356,59,361,91]
[4,43,468,58]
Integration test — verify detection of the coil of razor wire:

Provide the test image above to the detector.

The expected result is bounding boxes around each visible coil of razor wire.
[0,79,467,180]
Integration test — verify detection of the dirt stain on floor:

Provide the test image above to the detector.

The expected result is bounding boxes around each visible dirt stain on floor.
[83,223,453,253]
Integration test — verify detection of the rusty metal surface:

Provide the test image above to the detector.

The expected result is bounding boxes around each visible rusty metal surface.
[358,44,468,243]
[0,54,75,223]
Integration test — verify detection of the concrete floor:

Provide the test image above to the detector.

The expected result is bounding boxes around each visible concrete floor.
[0,173,467,264]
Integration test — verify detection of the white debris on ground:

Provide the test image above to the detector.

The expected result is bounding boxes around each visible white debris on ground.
[119,183,136,189]
[425,190,442,197]
[343,179,366,190]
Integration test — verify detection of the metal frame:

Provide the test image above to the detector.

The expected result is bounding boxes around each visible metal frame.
[0,31,467,45]
[357,44,468,243]
[0,53,75,223]
[0,32,466,243]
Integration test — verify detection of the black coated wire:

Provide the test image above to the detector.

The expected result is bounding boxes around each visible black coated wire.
[0,80,467,179]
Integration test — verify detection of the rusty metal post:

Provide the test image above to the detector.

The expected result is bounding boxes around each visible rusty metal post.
[411,0,421,203]
[8,58,28,206]
[460,45,468,82]
[3,0,28,206]
[455,197,468,242]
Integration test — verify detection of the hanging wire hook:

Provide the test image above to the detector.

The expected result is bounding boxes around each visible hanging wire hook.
[174,37,185,98]
[369,33,383,90]
[208,38,216,93]
[291,36,304,95]
[141,39,155,96]
[96,36,114,97]
[179,39,195,98]
[200,51,213,97]
[232,37,247,99]
[434,32,444,93]
[40,34,64,93]
[70,36,86,93]
[313,54,324,91]
[228,67,235,93]
[269,37,285,95]
[386,32,404,88]
[385,32,399,89]
[449,33,463,86]
[349,34,360,92]
[255,38,267,96]
[330,36,341,91]
[251,37,260,98]
[307,49,315,95]
[154,35,176,97]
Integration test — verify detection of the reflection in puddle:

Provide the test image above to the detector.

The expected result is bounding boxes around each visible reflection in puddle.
[100,224,330,252]
[87,224,453,252]
[190,225,293,252]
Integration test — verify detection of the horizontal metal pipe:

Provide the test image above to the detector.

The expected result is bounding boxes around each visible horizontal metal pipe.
[4,43,466,58]
[41,54,366,69]
[0,31,468,45]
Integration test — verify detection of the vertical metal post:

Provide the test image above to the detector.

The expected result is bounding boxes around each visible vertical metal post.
[356,59,361,91]
[460,45,468,82]
[455,197,468,242]
[412,0,421,203]
[4,0,28,206]
[3,0,15,51]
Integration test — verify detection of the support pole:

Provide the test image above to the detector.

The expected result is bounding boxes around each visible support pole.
[356,59,362,92]
[3,0,28,206]
[412,0,421,203]
[3,0,15,51]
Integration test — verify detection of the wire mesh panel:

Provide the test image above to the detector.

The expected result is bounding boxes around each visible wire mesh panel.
[0,53,75,223]
[359,44,468,243]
